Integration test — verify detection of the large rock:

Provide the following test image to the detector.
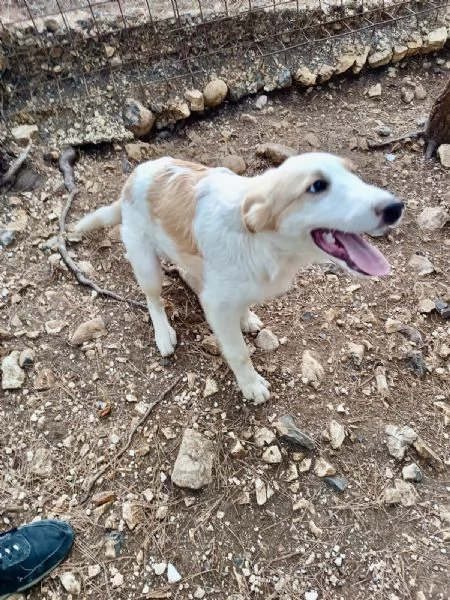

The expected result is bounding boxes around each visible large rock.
[1,351,25,390]
[122,98,156,138]
[437,144,450,168]
[203,79,228,107]
[368,48,393,67]
[11,124,39,145]
[185,89,204,112]
[220,154,246,174]
[255,143,297,165]
[385,424,417,460]
[70,317,106,345]
[416,206,449,231]
[425,26,448,51]
[293,66,316,86]
[171,429,214,489]
[255,328,279,351]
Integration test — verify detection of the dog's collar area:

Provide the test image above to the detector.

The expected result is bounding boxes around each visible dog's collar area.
[311,228,390,277]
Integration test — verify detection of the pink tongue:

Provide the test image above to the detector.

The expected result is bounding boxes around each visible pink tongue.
[334,231,390,276]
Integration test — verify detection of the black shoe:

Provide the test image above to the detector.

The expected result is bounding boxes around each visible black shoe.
[0,519,74,599]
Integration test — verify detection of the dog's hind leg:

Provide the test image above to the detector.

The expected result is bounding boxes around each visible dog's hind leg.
[122,228,177,357]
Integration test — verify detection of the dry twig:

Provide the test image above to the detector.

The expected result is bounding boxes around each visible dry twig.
[366,130,424,150]
[80,376,182,504]
[57,146,147,310]
[0,141,33,187]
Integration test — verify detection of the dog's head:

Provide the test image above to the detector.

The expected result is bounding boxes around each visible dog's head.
[242,152,403,277]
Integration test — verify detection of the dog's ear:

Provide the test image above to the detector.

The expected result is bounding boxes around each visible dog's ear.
[340,158,357,173]
[241,193,276,233]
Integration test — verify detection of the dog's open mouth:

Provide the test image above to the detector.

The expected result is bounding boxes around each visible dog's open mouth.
[311,229,390,276]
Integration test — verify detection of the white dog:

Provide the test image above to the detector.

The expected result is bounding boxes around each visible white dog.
[75,153,403,404]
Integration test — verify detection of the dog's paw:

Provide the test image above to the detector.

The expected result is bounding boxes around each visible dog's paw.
[240,373,271,404]
[155,325,177,357]
[241,310,264,333]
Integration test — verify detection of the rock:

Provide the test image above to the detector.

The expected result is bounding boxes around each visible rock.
[298,457,312,472]
[60,572,81,595]
[368,48,392,67]
[92,491,116,506]
[335,53,356,74]
[122,98,156,138]
[416,206,449,231]
[44,17,60,32]
[0,229,16,249]
[255,95,268,110]
[304,132,320,148]
[254,427,276,447]
[274,415,315,450]
[418,298,435,313]
[385,425,418,460]
[308,520,323,538]
[19,348,35,368]
[402,463,423,483]
[404,351,428,376]
[70,317,106,345]
[383,479,419,507]
[262,445,282,464]
[294,66,316,86]
[203,79,228,107]
[122,502,144,530]
[368,83,382,98]
[111,572,124,588]
[301,350,324,389]
[437,144,450,168]
[255,143,297,165]
[254,477,274,506]
[401,88,414,104]
[1,351,25,390]
[30,447,52,477]
[87,565,101,579]
[314,457,336,477]
[324,475,348,492]
[392,44,408,63]
[230,440,246,458]
[152,562,167,576]
[193,586,206,599]
[434,400,450,426]
[124,142,150,161]
[413,438,444,470]
[375,365,390,397]
[184,89,204,111]
[104,538,119,558]
[408,253,434,275]
[171,429,214,489]
[104,44,115,58]
[329,420,345,449]
[374,124,392,137]
[317,64,334,82]
[293,498,315,513]
[156,505,168,520]
[220,154,246,174]
[305,592,319,600]
[11,125,39,145]
[425,26,448,51]
[45,319,68,334]
[398,325,423,347]
[346,341,365,365]
[167,563,182,584]
[352,45,371,73]
[203,377,218,398]
[414,84,427,100]
[201,334,221,355]
[255,328,279,351]
[34,368,55,391]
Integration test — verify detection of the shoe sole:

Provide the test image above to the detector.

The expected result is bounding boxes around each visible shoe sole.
[0,554,69,600]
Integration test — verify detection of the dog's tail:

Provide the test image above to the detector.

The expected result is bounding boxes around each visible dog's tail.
[75,199,122,234]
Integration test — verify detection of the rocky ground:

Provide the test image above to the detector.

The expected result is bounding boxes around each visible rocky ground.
[1,51,450,600]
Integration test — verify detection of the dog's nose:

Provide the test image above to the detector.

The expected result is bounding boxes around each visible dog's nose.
[381,202,404,225]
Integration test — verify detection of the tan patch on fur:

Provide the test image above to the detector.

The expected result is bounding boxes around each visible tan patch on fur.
[147,159,208,256]
[242,170,323,233]
[122,172,135,205]
[340,157,357,173]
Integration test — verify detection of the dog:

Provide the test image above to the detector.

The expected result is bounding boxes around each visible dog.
[75,152,403,404]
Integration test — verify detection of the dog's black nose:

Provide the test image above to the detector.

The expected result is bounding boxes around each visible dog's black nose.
[382,202,404,225]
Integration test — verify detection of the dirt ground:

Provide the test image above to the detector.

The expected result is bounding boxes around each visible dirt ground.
[1,52,450,600]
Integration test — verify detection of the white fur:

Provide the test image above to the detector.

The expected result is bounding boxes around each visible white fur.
[75,153,401,404]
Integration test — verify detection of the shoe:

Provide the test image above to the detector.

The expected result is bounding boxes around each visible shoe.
[0,519,74,599]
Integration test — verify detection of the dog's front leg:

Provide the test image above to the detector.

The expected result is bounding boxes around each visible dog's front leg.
[202,301,270,404]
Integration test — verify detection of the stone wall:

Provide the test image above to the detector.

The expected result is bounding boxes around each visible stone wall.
[0,2,449,146]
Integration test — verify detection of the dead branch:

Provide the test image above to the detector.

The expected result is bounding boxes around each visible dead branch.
[366,130,424,150]
[0,141,32,187]
[57,147,147,310]
[80,376,182,504]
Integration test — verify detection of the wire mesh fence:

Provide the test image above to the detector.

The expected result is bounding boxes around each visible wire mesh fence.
[1,1,448,126]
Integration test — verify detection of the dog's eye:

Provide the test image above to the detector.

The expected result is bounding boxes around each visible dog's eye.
[308,180,329,193]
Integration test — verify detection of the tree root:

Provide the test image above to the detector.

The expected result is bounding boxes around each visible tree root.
[366,130,424,150]
[0,142,33,187]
